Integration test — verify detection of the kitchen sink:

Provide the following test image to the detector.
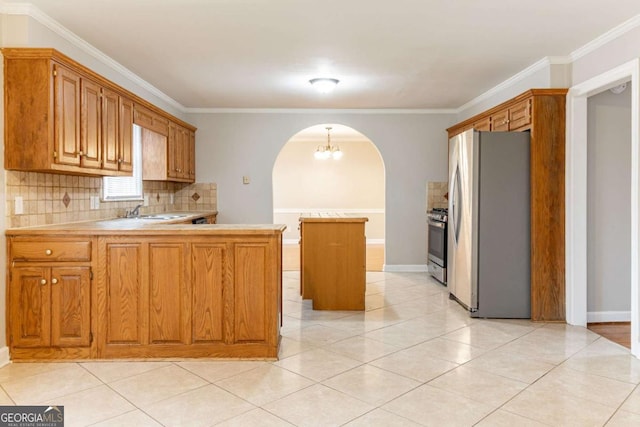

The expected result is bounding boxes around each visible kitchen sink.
[139,214,189,220]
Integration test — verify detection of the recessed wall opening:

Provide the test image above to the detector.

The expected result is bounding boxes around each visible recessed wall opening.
[272,124,386,271]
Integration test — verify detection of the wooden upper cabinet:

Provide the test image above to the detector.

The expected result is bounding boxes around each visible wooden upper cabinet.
[188,130,196,181]
[135,104,196,183]
[446,89,568,322]
[508,99,532,130]
[491,109,510,131]
[2,48,194,177]
[473,116,491,132]
[101,88,120,171]
[119,98,134,173]
[141,125,195,183]
[54,63,82,167]
[80,77,103,169]
[133,105,169,136]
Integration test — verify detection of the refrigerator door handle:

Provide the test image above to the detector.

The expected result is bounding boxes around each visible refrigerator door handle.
[452,165,462,244]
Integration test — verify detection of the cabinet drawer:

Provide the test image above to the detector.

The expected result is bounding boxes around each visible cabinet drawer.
[11,240,92,262]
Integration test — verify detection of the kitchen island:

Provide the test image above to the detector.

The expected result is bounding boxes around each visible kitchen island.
[6,214,285,361]
[300,214,368,310]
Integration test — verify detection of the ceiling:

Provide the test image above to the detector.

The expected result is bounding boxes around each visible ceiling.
[5,0,640,110]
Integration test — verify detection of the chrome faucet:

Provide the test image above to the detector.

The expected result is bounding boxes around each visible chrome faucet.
[128,203,143,218]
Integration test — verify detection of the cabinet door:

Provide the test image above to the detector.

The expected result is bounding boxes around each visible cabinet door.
[167,123,179,179]
[148,243,189,344]
[179,127,190,180]
[168,124,190,180]
[80,78,102,169]
[102,88,120,171]
[191,244,226,343]
[51,267,91,347]
[491,109,509,131]
[54,64,81,166]
[105,243,144,345]
[473,117,491,132]
[188,130,196,182]
[234,243,270,343]
[10,267,51,348]
[508,99,532,130]
[119,97,134,173]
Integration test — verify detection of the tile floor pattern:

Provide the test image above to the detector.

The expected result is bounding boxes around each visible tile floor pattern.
[1,272,640,426]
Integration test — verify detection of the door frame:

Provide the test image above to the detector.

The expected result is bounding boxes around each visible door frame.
[566,58,640,357]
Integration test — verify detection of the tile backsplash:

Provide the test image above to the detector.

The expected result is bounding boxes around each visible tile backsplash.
[5,171,217,228]
[427,181,448,211]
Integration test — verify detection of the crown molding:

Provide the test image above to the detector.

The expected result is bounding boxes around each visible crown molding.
[571,14,640,61]
[455,56,571,114]
[1,1,187,113]
[186,107,457,114]
[2,3,639,114]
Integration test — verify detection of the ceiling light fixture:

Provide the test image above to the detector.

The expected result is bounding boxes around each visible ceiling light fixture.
[309,78,339,94]
[314,126,343,160]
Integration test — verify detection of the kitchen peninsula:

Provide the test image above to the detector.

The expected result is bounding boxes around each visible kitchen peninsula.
[6,213,285,361]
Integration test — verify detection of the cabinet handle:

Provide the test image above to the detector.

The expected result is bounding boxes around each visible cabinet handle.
[51,278,58,285]
[45,249,52,256]
[78,151,84,157]
[40,279,47,285]
[118,158,123,163]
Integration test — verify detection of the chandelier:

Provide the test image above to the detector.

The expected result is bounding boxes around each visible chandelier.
[314,126,343,160]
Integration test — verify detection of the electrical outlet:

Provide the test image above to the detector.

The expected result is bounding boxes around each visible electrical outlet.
[169,194,174,204]
[144,195,149,206]
[14,196,23,215]
[90,196,100,210]
[243,176,250,184]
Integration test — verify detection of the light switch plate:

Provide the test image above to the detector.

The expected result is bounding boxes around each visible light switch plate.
[243,176,250,184]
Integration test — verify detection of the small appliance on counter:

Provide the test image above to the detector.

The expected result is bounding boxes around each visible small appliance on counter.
[427,207,447,285]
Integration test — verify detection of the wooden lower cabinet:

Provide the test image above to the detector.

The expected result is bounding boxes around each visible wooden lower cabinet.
[10,266,91,349]
[97,235,281,359]
[7,235,95,360]
[300,216,367,310]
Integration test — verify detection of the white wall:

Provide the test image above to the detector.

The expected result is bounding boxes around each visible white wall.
[7,15,187,120]
[572,25,640,86]
[456,61,572,122]
[189,112,453,267]
[587,85,632,318]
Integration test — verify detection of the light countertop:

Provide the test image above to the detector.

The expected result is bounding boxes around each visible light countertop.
[6,211,287,236]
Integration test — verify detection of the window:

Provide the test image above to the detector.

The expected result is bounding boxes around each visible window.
[102,124,143,201]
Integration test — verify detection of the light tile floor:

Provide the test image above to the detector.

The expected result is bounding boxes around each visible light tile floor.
[1,271,640,426]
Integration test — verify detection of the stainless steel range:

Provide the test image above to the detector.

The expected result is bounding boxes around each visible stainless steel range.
[427,207,447,285]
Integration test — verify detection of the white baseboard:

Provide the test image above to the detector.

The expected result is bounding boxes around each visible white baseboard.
[587,311,631,323]
[383,264,428,272]
[0,346,10,368]
[283,239,385,245]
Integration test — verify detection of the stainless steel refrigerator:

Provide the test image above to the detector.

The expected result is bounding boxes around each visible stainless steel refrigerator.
[447,129,531,318]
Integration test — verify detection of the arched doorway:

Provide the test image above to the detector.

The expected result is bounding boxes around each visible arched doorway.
[272,124,386,271]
